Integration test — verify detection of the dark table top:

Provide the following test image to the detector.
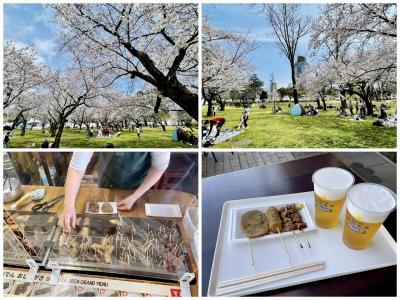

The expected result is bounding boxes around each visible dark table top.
[202,153,396,296]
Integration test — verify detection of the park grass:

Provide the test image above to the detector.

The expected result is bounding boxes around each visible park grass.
[202,100,397,148]
[6,127,194,148]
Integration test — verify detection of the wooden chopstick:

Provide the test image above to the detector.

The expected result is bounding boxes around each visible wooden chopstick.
[216,260,325,295]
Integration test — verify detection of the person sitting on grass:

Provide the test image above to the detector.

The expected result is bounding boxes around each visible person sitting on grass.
[102,127,110,137]
[379,105,388,120]
[41,139,50,148]
[88,127,95,138]
[204,117,226,138]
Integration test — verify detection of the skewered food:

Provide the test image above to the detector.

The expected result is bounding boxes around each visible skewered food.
[266,207,283,233]
[278,204,307,232]
[240,210,269,238]
[88,202,99,213]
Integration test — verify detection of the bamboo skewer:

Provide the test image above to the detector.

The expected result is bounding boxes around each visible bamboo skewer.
[301,229,311,248]
[216,261,325,296]
[247,238,255,265]
[292,230,303,248]
[277,228,291,262]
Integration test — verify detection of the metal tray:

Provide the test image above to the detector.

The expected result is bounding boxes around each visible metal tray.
[46,214,189,281]
[208,191,397,296]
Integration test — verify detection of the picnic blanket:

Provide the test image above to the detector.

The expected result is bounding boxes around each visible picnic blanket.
[202,128,242,146]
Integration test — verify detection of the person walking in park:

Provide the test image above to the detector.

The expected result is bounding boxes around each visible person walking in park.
[360,100,367,117]
[355,100,360,115]
[204,117,226,138]
[349,99,354,115]
[238,106,251,129]
[4,132,11,148]
[136,125,142,141]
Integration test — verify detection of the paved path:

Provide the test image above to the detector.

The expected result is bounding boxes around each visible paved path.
[202,152,314,177]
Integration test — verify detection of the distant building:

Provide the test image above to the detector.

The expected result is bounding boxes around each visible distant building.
[269,80,277,97]
[294,56,306,78]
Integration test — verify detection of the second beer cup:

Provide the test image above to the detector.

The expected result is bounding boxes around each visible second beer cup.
[312,167,355,228]
[343,183,396,250]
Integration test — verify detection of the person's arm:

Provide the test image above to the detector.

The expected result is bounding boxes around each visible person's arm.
[117,152,170,210]
[58,152,93,232]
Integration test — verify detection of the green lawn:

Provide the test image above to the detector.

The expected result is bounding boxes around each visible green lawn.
[202,100,397,148]
[6,127,194,148]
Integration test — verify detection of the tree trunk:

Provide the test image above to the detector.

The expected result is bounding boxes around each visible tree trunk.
[206,97,213,117]
[290,60,299,104]
[158,77,197,120]
[321,96,327,111]
[339,89,347,109]
[316,98,322,109]
[53,119,66,148]
[20,120,27,136]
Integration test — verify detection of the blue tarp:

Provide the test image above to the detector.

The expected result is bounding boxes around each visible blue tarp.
[172,128,178,141]
[291,103,303,116]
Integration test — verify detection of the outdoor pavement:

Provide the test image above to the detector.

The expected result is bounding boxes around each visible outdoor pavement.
[202,152,396,192]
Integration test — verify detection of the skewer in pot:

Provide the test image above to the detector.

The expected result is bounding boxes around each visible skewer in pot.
[240,210,269,265]
[266,207,291,262]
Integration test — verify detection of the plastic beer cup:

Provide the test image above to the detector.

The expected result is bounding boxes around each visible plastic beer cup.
[312,167,355,228]
[343,183,396,250]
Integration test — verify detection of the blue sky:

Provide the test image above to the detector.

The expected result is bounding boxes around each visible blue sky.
[3,3,69,68]
[203,4,322,88]
[3,4,141,94]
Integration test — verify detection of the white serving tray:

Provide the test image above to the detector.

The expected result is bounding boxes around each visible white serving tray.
[229,200,315,243]
[208,191,397,296]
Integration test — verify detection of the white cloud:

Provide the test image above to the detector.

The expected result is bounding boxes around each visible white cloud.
[33,38,55,56]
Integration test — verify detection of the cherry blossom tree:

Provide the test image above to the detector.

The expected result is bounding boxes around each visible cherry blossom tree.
[45,47,114,147]
[261,4,311,104]
[202,22,257,116]
[50,3,199,120]
[3,41,47,109]
[309,3,396,114]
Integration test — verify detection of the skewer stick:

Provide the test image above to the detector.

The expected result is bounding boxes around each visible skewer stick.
[247,238,255,265]
[292,230,303,248]
[301,229,311,248]
[277,228,291,262]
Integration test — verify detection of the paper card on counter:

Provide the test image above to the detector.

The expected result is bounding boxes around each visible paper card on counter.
[145,203,182,218]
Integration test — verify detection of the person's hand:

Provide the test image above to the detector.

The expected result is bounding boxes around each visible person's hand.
[117,196,138,210]
[58,205,76,233]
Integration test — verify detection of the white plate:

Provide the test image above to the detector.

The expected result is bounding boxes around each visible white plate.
[145,203,182,218]
[229,200,315,243]
[85,202,117,214]
[208,191,397,296]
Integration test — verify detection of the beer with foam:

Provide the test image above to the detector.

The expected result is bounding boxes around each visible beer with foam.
[312,167,354,228]
[343,183,396,249]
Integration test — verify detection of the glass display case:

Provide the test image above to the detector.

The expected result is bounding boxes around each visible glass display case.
[46,214,189,281]
[3,211,58,265]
